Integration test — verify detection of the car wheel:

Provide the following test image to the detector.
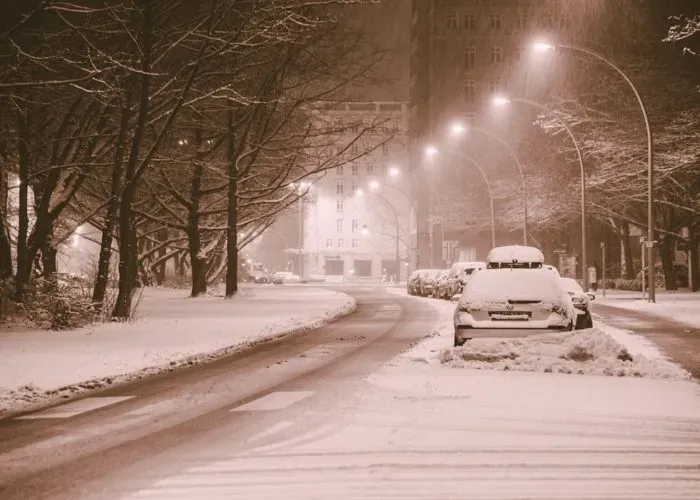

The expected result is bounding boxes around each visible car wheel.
[574,314,587,330]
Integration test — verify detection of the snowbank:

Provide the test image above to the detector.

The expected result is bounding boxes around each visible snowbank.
[386,290,691,381]
[0,285,355,417]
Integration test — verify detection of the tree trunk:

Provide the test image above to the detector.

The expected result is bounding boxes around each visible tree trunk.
[93,93,131,307]
[41,228,57,278]
[0,169,12,280]
[620,220,634,279]
[15,109,31,301]
[659,233,677,291]
[154,228,168,284]
[188,129,207,297]
[690,231,699,292]
[113,1,153,320]
[225,110,239,298]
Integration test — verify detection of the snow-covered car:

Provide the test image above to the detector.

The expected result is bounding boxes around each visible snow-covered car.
[272,272,301,284]
[544,264,561,277]
[440,261,486,299]
[407,270,422,295]
[559,277,595,329]
[453,267,577,346]
[419,269,443,297]
[432,270,450,298]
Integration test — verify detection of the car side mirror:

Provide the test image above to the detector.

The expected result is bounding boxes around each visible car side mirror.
[587,293,596,301]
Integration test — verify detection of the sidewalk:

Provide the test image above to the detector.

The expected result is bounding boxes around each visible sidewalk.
[0,285,356,417]
[144,295,700,499]
[596,289,700,328]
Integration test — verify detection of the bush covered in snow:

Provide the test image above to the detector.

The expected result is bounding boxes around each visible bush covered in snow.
[22,274,97,330]
[440,330,692,381]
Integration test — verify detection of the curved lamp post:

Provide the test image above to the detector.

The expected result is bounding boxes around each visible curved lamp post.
[432,148,496,248]
[533,41,655,300]
[450,123,527,246]
[493,95,589,290]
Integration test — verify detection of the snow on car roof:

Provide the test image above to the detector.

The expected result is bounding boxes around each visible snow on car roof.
[462,268,562,302]
[486,245,544,264]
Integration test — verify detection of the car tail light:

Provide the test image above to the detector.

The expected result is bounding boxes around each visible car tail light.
[552,305,564,315]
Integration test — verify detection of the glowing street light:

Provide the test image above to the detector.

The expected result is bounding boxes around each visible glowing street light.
[492,95,512,107]
[368,180,380,190]
[532,41,555,53]
[425,145,438,157]
[388,165,400,177]
[450,123,466,136]
[355,188,364,197]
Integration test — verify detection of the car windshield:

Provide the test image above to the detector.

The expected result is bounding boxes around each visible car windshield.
[462,269,562,303]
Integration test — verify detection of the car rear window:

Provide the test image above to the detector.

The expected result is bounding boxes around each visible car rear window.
[463,269,562,302]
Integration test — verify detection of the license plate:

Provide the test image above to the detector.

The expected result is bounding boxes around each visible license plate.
[489,311,531,321]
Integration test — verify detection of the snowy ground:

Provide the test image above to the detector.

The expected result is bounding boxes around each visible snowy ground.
[597,290,700,328]
[0,285,355,417]
[138,290,700,498]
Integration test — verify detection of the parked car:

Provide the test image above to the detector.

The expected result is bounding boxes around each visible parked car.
[453,267,577,346]
[271,272,301,284]
[419,269,444,297]
[440,261,486,299]
[559,277,595,329]
[544,264,561,277]
[407,270,422,295]
[432,270,450,298]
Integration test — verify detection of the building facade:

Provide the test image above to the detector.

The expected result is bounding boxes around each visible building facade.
[301,101,411,281]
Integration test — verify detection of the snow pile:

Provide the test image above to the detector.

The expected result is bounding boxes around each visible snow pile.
[440,329,691,380]
[386,289,691,381]
[0,285,356,417]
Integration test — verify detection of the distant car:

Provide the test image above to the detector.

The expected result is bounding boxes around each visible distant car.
[419,269,443,297]
[272,272,301,284]
[407,270,422,295]
[559,277,595,329]
[453,267,577,347]
[432,270,450,298]
[440,261,486,299]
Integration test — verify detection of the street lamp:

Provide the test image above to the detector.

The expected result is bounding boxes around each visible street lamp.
[431,147,496,248]
[492,94,590,290]
[425,145,439,158]
[388,165,400,177]
[531,40,656,302]
[450,122,526,246]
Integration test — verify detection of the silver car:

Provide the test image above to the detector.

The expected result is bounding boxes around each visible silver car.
[560,277,595,329]
[453,268,577,346]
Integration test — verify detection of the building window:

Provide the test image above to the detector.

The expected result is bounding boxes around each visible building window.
[463,79,476,103]
[352,180,360,191]
[337,200,344,214]
[367,163,374,174]
[352,239,360,248]
[336,218,343,232]
[446,12,458,30]
[542,14,554,29]
[517,13,527,30]
[464,112,476,126]
[336,165,343,175]
[381,143,389,156]
[336,181,344,194]
[352,219,359,232]
[490,46,502,63]
[391,121,399,132]
[463,13,476,30]
[514,47,522,62]
[487,78,501,94]
[337,239,345,248]
[351,143,359,153]
[326,239,333,248]
[351,164,359,175]
[560,13,571,29]
[464,46,476,70]
[489,14,501,30]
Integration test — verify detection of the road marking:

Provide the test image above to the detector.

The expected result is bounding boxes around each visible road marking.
[230,391,314,412]
[15,396,134,420]
[246,420,295,443]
